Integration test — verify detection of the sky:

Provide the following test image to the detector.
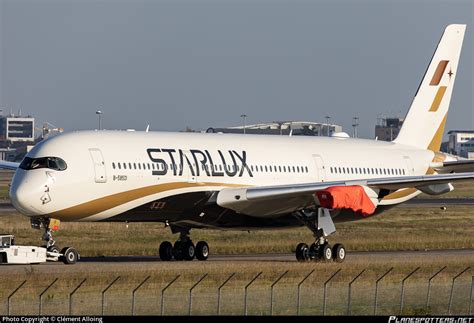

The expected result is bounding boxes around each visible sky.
[0,0,473,139]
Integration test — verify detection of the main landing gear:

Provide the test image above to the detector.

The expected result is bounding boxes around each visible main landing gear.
[293,208,346,263]
[34,217,79,265]
[159,229,209,261]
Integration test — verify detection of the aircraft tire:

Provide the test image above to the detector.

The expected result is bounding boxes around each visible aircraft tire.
[295,243,309,262]
[182,241,195,261]
[309,243,321,261]
[332,244,346,263]
[48,245,60,254]
[195,241,209,261]
[159,241,173,261]
[173,241,184,261]
[320,244,332,262]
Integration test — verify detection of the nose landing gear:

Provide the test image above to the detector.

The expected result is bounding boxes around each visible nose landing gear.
[31,217,79,264]
[293,208,346,263]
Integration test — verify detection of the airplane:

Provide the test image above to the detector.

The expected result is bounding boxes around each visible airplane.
[1,24,472,264]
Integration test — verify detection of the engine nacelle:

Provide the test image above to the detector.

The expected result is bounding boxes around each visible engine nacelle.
[417,183,454,195]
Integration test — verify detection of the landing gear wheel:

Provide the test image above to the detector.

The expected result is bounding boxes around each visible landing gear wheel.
[309,243,321,261]
[195,241,209,261]
[332,243,346,263]
[47,246,60,254]
[159,241,173,261]
[295,243,309,262]
[60,247,78,265]
[172,241,184,261]
[320,244,333,262]
[182,241,195,261]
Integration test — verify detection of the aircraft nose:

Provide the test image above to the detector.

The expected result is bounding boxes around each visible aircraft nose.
[10,170,45,216]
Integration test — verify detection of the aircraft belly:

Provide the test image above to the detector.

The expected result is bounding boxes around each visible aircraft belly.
[98,190,396,229]
[99,191,303,229]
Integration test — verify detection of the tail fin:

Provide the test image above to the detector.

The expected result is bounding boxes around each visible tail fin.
[394,24,466,151]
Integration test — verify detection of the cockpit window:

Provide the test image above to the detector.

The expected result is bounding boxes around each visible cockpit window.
[19,157,67,171]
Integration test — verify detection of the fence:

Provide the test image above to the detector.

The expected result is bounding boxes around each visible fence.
[1,267,472,316]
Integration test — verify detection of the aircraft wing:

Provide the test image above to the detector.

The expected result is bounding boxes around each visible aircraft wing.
[433,160,474,173]
[216,172,474,217]
[0,161,20,170]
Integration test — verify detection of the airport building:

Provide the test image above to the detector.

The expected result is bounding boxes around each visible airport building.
[447,130,474,158]
[0,115,35,143]
[206,121,343,136]
[374,117,404,141]
[0,148,17,161]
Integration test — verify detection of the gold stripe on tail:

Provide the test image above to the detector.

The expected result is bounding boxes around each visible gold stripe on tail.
[429,86,447,112]
[427,113,448,152]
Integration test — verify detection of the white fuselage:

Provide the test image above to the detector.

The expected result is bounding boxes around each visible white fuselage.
[10,130,434,226]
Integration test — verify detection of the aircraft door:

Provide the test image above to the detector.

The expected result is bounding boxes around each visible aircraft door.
[403,156,415,175]
[89,148,107,183]
[182,150,196,183]
[312,154,326,182]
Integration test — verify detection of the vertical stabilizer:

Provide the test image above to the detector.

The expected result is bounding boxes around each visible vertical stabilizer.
[394,24,466,151]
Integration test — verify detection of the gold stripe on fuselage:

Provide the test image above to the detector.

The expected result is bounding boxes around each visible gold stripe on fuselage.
[47,182,244,221]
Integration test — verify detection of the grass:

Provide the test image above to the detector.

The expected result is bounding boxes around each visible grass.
[0,259,472,315]
[2,202,474,256]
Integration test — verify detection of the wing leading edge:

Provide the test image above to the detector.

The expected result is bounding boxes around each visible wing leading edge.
[0,161,20,171]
